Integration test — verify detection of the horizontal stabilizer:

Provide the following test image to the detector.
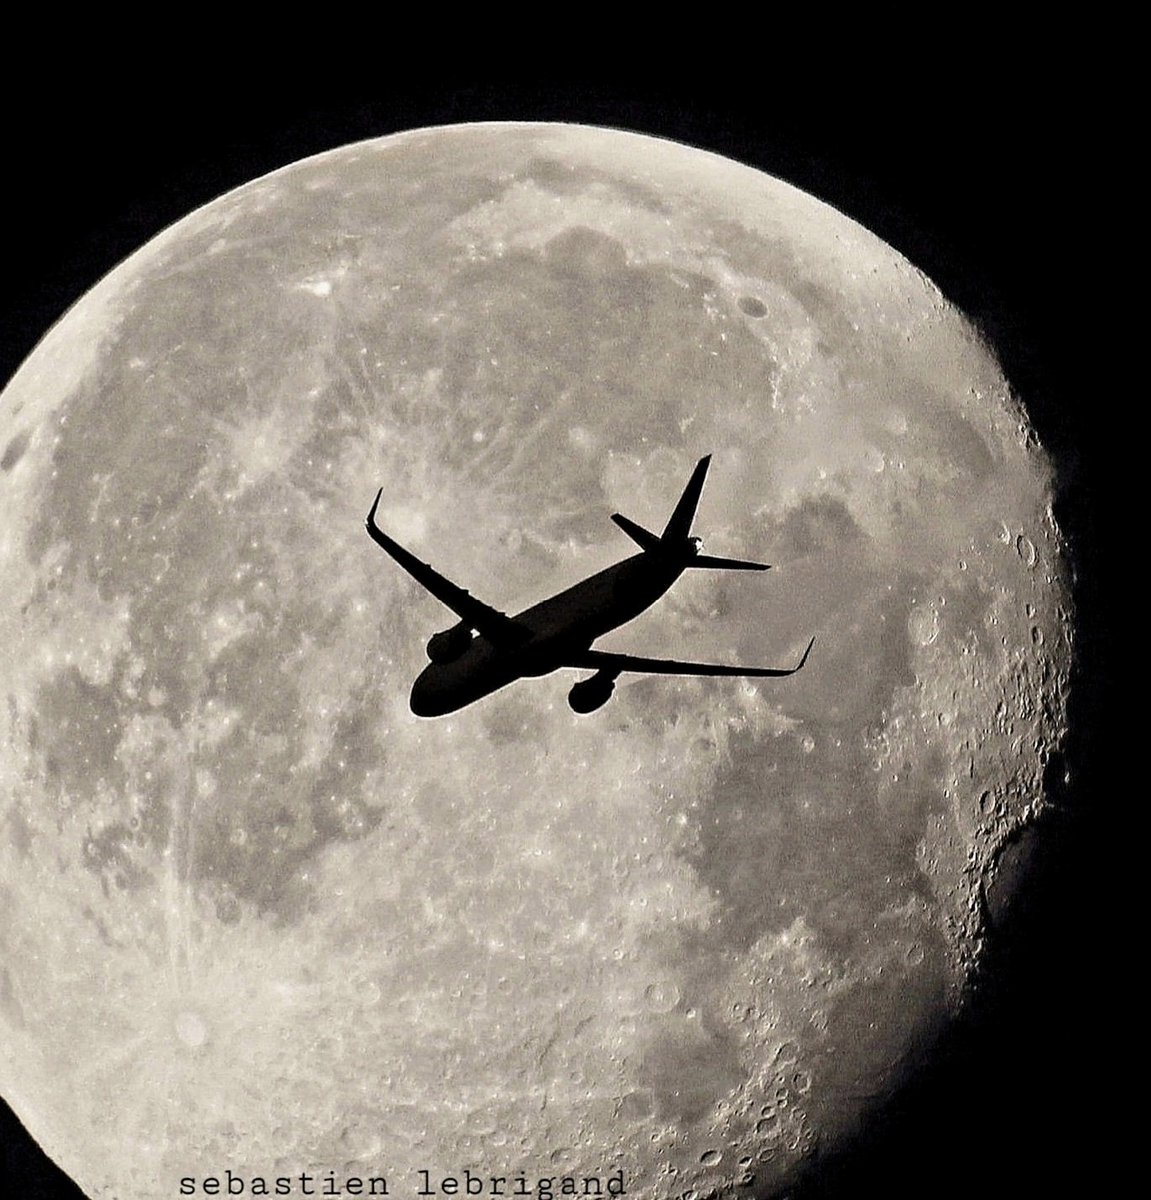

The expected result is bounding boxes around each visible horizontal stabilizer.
[611,513,662,552]
[689,554,771,571]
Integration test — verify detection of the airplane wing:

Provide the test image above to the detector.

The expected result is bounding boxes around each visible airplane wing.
[365,489,524,646]
[570,636,815,678]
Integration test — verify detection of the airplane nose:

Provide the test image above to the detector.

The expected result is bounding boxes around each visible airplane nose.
[409,681,436,718]
[409,671,445,718]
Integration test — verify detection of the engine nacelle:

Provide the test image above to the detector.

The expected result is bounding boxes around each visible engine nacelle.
[568,671,617,714]
[426,622,473,663]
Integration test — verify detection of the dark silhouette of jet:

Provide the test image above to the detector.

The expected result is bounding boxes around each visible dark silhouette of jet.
[365,455,814,717]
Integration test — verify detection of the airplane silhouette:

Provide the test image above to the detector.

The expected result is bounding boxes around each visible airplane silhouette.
[365,455,814,717]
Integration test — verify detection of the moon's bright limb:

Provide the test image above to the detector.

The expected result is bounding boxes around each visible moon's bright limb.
[0,124,1071,1199]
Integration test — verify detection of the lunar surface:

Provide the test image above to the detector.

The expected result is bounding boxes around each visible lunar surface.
[0,124,1071,1198]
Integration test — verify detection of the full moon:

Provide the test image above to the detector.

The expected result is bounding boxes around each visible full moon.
[0,123,1071,1199]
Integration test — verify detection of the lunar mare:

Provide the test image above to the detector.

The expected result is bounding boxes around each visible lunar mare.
[0,124,1070,1198]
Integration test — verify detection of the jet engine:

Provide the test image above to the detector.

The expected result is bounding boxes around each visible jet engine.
[568,670,618,714]
[426,622,473,663]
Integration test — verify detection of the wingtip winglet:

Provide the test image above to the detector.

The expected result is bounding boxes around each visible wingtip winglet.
[796,635,815,672]
[366,486,384,531]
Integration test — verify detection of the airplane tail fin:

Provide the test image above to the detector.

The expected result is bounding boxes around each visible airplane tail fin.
[661,454,711,543]
[613,454,770,570]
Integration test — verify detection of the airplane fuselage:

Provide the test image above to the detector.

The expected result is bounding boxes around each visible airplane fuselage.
[367,453,804,718]
[409,553,684,716]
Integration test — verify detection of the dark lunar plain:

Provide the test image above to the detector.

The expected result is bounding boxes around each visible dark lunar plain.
[0,77,1111,1199]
